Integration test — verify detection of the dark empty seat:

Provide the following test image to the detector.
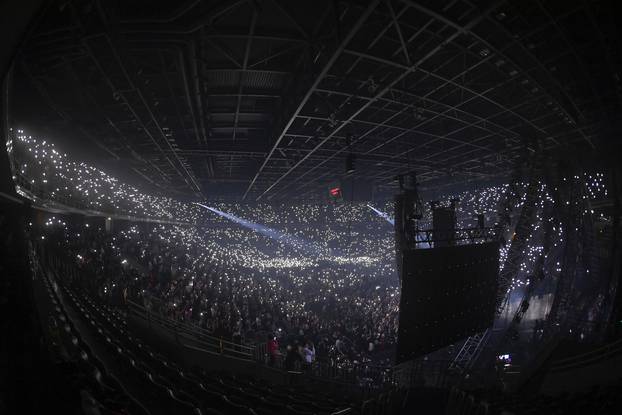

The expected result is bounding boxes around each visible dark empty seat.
[287,403,316,415]
[221,395,255,415]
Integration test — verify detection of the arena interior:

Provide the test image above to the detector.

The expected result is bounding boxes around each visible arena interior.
[1,0,621,414]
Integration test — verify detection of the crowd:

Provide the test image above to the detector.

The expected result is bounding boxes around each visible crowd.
[7,129,203,221]
[37,208,400,366]
[13,129,612,368]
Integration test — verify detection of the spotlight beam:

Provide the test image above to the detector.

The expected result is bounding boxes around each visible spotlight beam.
[195,203,323,255]
[367,204,394,225]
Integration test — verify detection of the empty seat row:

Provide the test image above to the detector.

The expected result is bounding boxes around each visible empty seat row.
[40,269,149,415]
[57,279,204,415]
[65,282,356,415]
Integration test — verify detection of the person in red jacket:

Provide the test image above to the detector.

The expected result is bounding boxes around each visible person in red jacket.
[267,335,279,366]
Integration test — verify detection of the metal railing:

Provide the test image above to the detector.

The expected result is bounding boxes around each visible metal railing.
[12,173,191,225]
[445,386,489,415]
[127,300,255,360]
[251,339,395,388]
[550,337,622,372]
[391,358,453,389]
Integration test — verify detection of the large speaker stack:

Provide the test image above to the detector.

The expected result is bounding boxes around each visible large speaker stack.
[394,175,499,363]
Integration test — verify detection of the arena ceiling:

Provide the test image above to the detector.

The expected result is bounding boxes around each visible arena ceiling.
[12,0,620,200]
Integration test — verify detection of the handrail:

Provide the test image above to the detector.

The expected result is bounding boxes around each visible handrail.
[128,301,228,345]
[129,300,245,350]
[181,343,258,362]
[553,337,622,365]
[133,314,253,359]
[128,300,255,358]
[136,295,221,338]
[13,173,192,225]
[330,408,353,415]
[550,338,622,372]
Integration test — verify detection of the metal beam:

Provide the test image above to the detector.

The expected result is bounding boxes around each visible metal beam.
[386,0,410,65]
[314,84,524,142]
[254,2,501,200]
[402,0,591,147]
[204,37,242,68]
[371,118,596,182]
[82,33,203,194]
[344,49,560,152]
[368,2,409,50]
[118,0,249,33]
[268,0,310,40]
[249,43,304,69]
[232,9,258,142]
[242,0,383,200]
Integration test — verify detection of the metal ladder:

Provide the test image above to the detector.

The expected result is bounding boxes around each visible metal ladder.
[448,329,490,373]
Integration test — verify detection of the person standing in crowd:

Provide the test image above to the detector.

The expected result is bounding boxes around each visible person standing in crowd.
[285,343,303,371]
[302,341,315,372]
[267,335,279,366]
[232,320,242,351]
[335,337,345,355]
